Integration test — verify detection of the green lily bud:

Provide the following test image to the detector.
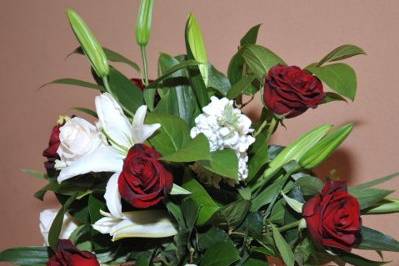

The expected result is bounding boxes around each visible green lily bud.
[263,124,332,178]
[135,0,154,47]
[185,14,209,86]
[67,9,109,78]
[300,124,353,169]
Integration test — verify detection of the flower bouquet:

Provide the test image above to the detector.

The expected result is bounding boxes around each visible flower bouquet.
[1,2,399,266]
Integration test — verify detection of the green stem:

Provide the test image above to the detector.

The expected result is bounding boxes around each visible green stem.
[277,220,301,232]
[102,76,111,92]
[140,45,149,86]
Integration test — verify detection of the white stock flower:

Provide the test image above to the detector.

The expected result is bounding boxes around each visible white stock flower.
[39,208,78,245]
[190,96,255,180]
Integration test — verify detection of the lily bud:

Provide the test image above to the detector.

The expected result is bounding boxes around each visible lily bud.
[66,9,109,78]
[300,124,353,169]
[135,0,154,47]
[185,14,209,86]
[263,124,332,178]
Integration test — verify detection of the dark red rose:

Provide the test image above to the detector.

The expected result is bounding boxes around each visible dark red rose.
[118,144,173,208]
[47,240,99,266]
[303,180,361,252]
[42,125,61,175]
[263,65,324,118]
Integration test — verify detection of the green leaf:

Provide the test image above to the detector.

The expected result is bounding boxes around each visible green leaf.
[198,227,230,250]
[358,226,399,252]
[281,192,303,213]
[296,175,323,196]
[227,51,245,85]
[88,194,106,223]
[72,107,98,118]
[181,197,200,230]
[251,174,288,212]
[306,63,357,101]
[226,74,256,99]
[21,169,46,180]
[349,187,394,209]
[271,224,295,266]
[182,177,220,225]
[241,44,286,79]
[106,67,144,116]
[366,199,399,214]
[338,252,388,266]
[146,112,190,155]
[161,134,210,162]
[72,47,140,71]
[170,183,191,195]
[207,64,231,96]
[48,193,77,249]
[212,199,251,227]
[354,172,399,190]
[317,44,366,66]
[200,241,240,266]
[0,247,51,265]
[322,91,348,103]
[67,9,109,77]
[42,78,103,91]
[240,24,262,46]
[199,149,238,180]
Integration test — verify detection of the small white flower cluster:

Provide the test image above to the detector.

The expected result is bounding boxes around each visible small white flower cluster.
[190,96,255,181]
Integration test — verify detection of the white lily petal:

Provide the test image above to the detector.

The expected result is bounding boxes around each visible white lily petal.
[95,93,133,148]
[112,210,177,241]
[104,172,123,218]
[92,210,177,241]
[57,144,124,183]
[39,208,78,245]
[131,105,161,144]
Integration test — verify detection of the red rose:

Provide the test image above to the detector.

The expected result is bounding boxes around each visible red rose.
[118,144,173,208]
[47,240,99,266]
[131,78,146,90]
[42,125,61,174]
[303,180,361,252]
[263,65,324,118]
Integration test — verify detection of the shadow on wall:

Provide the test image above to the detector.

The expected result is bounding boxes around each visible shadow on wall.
[314,148,356,184]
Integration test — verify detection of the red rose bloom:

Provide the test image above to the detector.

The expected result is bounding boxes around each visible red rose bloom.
[47,240,99,266]
[42,125,61,174]
[263,65,324,118]
[118,144,173,208]
[303,180,361,252]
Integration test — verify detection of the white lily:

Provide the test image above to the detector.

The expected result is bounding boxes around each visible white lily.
[39,208,78,245]
[57,93,177,239]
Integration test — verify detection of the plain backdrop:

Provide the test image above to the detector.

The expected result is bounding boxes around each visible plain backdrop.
[0,0,398,264]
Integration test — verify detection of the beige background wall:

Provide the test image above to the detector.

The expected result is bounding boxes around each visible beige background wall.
[0,0,398,264]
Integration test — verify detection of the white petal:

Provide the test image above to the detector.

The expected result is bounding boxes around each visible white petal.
[112,210,177,240]
[131,105,161,144]
[39,208,78,245]
[57,144,124,183]
[104,172,123,218]
[95,93,133,148]
[92,216,120,234]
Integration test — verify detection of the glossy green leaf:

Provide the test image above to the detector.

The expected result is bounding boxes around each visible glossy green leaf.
[67,9,109,77]
[306,63,357,100]
[42,78,103,91]
[88,194,106,223]
[317,44,366,66]
[323,91,347,103]
[161,133,210,162]
[207,64,231,96]
[366,199,399,214]
[296,175,323,196]
[354,172,399,190]
[198,227,230,250]
[21,169,46,180]
[358,226,399,251]
[271,224,295,266]
[349,187,394,209]
[135,0,154,46]
[227,50,245,85]
[182,177,220,225]
[240,24,262,46]
[0,247,51,265]
[199,149,238,180]
[281,192,303,213]
[300,124,353,169]
[106,67,144,116]
[251,174,288,211]
[338,252,388,266]
[242,44,286,79]
[200,241,240,266]
[146,112,190,155]
[212,199,251,227]
[227,74,256,99]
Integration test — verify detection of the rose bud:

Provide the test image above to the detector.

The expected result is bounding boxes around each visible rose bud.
[118,144,173,208]
[263,65,324,118]
[303,180,361,252]
[47,239,99,266]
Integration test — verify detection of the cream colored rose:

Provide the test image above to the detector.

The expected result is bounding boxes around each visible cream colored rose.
[56,117,102,168]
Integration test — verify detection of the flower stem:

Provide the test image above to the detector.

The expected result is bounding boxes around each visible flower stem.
[278,220,301,232]
[140,45,149,86]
